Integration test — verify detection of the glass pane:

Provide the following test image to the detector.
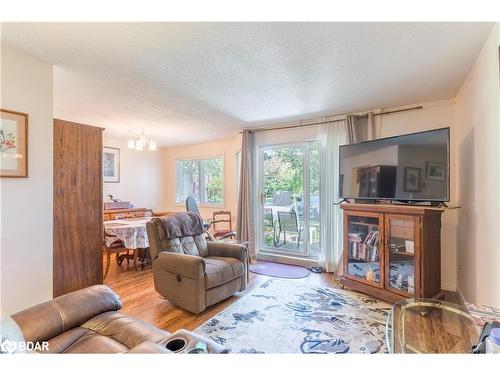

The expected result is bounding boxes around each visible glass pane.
[387,217,415,294]
[389,299,480,353]
[202,158,223,204]
[262,145,304,253]
[176,160,200,202]
[346,215,381,284]
[308,141,320,259]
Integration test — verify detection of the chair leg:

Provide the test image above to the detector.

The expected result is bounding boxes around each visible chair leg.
[104,251,111,279]
[126,250,131,264]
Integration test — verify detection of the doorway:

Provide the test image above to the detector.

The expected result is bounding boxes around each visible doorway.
[257,141,320,259]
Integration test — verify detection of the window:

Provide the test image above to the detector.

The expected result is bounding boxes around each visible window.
[176,157,224,204]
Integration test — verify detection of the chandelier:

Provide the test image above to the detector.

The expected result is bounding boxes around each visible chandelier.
[127,129,157,151]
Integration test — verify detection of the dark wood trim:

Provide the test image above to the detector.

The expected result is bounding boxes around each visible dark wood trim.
[341,203,443,304]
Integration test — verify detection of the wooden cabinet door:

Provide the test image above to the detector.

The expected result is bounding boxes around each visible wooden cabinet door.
[384,214,421,298]
[343,211,385,288]
[53,119,103,297]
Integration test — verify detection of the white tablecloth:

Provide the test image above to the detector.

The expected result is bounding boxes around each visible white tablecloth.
[104,217,152,249]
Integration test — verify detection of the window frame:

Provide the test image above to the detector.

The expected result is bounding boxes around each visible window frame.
[175,155,225,208]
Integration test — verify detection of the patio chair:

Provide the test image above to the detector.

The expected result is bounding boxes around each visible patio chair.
[277,210,303,250]
[272,191,292,206]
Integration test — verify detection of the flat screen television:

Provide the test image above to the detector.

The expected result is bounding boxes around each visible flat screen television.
[339,127,450,203]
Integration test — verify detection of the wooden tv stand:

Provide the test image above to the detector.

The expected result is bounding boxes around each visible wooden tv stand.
[340,203,444,304]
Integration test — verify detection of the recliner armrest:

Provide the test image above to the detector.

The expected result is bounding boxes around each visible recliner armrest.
[207,241,247,263]
[155,252,206,280]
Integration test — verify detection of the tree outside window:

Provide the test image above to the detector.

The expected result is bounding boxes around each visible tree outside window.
[176,157,224,204]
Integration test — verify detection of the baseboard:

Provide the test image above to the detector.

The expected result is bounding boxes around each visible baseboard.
[441,282,457,292]
[256,252,319,269]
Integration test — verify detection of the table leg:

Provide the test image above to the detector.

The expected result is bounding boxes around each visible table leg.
[133,249,139,270]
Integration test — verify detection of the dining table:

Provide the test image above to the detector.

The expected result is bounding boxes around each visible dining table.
[104,217,153,270]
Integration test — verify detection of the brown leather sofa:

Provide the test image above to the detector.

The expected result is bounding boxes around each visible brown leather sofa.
[5,285,226,353]
[147,212,247,314]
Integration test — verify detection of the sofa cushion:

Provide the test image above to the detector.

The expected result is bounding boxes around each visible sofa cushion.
[204,256,244,289]
[51,328,129,354]
[38,311,171,353]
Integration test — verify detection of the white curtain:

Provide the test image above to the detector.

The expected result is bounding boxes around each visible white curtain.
[319,120,349,273]
[236,130,256,259]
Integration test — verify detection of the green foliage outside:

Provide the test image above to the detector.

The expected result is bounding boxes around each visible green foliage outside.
[205,158,223,203]
[263,142,319,202]
[180,158,223,203]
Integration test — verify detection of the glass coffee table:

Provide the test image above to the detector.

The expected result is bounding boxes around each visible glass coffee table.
[386,299,480,353]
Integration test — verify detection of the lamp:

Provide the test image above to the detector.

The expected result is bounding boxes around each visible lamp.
[127,130,135,149]
[127,129,157,151]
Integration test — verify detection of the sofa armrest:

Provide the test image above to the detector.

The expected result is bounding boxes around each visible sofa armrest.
[126,341,173,354]
[155,252,206,280]
[207,241,247,263]
[11,285,121,344]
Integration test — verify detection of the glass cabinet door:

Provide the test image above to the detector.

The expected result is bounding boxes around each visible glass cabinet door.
[345,213,383,287]
[385,215,419,296]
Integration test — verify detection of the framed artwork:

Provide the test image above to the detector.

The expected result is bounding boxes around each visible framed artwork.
[426,161,445,181]
[404,167,421,192]
[103,147,120,183]
[1,109,28,178]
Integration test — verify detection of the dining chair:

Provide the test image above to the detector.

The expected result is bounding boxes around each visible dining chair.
[212,210,237,240]
[102,230,131,279]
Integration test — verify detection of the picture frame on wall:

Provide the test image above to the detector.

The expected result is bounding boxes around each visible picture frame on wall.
[103,146,120,183]
[1,109,28,178]
[426,161,445,181]
[404,167,421,192]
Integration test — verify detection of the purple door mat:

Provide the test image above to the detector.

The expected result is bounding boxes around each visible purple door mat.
[249,261,311,279]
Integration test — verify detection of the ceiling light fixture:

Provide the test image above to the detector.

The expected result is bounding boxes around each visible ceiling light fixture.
[127,129,157,151]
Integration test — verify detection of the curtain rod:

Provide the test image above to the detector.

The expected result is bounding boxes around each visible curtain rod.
[243,105,424,134]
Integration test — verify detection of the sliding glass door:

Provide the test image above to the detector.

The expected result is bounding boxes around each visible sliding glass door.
[258,141,320,258]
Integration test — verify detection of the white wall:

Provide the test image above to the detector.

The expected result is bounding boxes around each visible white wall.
[454,23,500,308]
[375,100,458,291]
[103,136,167,211]
[0,46,53,314]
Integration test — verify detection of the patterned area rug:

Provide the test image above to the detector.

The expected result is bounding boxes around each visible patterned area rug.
[195,278,391,353]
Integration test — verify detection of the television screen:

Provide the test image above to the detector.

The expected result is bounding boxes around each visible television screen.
[339,127,449,202]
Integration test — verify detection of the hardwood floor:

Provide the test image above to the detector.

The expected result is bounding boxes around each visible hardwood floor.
[104,255,337,332]
[104,255,471,353]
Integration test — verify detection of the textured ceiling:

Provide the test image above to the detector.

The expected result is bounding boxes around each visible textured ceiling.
[0,22,493,146]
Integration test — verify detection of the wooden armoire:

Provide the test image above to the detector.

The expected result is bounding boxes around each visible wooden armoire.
[53,119,104,297]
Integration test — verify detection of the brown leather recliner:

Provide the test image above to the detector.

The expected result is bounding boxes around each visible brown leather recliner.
[6,285,226,353]
[146,212,248,314]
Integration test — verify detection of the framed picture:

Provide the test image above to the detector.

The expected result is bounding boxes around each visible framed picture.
[404,167,421,192]
[426,161,445,180]
[1,109,28,178]
[103,147,120,183]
